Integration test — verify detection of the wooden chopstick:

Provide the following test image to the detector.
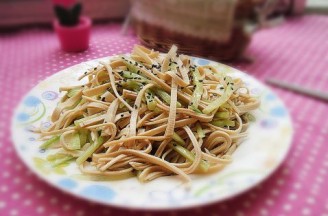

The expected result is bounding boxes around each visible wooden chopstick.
[266,78,328,102]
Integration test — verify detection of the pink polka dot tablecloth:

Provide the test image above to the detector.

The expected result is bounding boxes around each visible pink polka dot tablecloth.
[1,15,328,216]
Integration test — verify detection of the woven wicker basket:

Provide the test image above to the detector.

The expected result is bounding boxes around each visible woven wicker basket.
[131,0,262,61]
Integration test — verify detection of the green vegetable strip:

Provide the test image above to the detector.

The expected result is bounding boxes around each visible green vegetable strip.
[214,111,230,119]
[121,58,149,80]
[79,130,88,146]
[122,71,149,82]
[52,156,74,167]
[196,123,205,139]
[171,143,209,172]
[220,103,231,109]
[145,90,157,110]
[76,136,104,165]
[203,77,234,114]
[122,80,143,91]
[65,132,81,150]
[172,132,185,145]
[67,88,81,97]
[243,113,256,122]
[188,68,203,111]
[47,153,69,161]
[122,58,140,74]
[154,89,182,108]
[211,119,235,127]
[74,113,103,126]
[40,135,60,149]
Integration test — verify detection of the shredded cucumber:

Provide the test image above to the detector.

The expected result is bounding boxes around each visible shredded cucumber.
[122,58,141,74]
[79,130,88,146]
[122,80,143,91]
[242,113,256,122]
[122,71,149,82]
[74,113,103,127]
[188,67,203,112]
[67,88,81,97]
[211,119,235,127]
[63,132,81,150]
[145,90,157,110]
[46,153,74,167]
[52,156,74,167]
[76,136,104,165]
[40,135,60,149]
[154,89,181,108]
[203,76,234,114]
[171,143,209,172]
[196,123,205,139]
[214,111,230,119]
[172,132,185,145]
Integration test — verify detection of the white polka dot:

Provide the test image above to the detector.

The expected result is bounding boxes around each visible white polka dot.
[50,197,58,204]
[36,206,45,213]
[324,161,328,167]
[13,177,21,184]
[319,169,327,175]
[277,179,285,186]
[283,204,292,211]
[316,176,323,183]
[266,199,274,206]
[294,182,301,190]
[235,211,244,216]
[10,209,18,216]
[25,184,33,191]
[15,164,23,171]
[169,212,177,216]
[37,190,44,197]
[26,171,33,176]
[63,204,71,211]
[302,208,311,215]
[306,197,315,204]
[289,193,297,200]
[0,201,6,209]
[4,158,12,164]
[249,192,257,199]
[9,209,18,216]
[282,168,289,175]
[76,210,85,216]
[5,148,13,156]
[260,208,268,216]
[0,185,8,192]
[243,201,251,208]
[271,189,280,196]
[23,199,32,206]
[3,171,10,178]
[220,204,227,210]
[12,193,20,200]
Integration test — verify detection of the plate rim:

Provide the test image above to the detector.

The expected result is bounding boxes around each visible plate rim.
[10,56,294,210]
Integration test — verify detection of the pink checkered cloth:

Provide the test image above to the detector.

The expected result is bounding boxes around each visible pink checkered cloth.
[1,15,328,216]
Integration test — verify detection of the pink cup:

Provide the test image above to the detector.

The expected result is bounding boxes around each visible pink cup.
[54,16,91,52]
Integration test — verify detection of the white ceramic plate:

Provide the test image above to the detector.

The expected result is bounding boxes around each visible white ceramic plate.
[11,56,293,210]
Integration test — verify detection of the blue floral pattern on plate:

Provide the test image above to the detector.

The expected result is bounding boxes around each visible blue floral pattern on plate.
[11,57,293,210]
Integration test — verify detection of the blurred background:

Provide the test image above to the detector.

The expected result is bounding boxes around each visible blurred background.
[1,0,328,216]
